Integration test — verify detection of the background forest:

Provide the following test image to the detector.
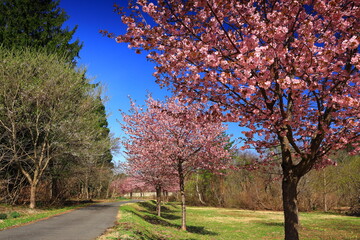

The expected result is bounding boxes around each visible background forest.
[184,150,360,214]
[112,148,360,216]
[0,0,115,208]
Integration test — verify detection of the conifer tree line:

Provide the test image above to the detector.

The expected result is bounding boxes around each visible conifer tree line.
[0,0,115,208]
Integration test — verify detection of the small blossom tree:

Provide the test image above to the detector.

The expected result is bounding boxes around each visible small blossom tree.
[110,177,147,198]
[123,156,178,216]
[109,1,359,239]
[121,96,230,230]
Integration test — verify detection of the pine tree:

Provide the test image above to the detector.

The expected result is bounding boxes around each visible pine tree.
[94,97,114,166]
[0,0,82,63]
[0,0,115,204]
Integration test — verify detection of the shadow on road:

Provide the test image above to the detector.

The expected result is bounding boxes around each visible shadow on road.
[78,204,112,210]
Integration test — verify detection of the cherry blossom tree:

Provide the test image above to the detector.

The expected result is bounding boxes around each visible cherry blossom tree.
[123,156,178,216]
[121,97,179,216]
[110,176,147,198]
[121,96,230,230]
[109,1,360,239]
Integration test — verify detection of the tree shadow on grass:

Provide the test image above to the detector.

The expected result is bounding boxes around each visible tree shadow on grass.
[138,201,178,214]
[186,225,218,235]
[161,212,181,220]
[166,202,181,209]
[125,209,179,228]
[136,202,180,220]
[138,201,156,210]
[124,208,218,236]
[260,222,284,227]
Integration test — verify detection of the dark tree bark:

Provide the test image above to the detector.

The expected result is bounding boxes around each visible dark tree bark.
[279,133,302,240]
[282,166,300,240]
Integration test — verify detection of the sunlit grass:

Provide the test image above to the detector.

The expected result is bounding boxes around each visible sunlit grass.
[99,201,360,240]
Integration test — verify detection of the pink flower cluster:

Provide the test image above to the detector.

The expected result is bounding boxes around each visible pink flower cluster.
[120,96,231,192]
[116,0,359,168]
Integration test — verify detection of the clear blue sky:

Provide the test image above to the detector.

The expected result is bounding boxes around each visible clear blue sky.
[59,0,244,163]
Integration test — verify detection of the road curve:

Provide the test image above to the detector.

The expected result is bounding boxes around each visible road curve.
[0,200,142,240]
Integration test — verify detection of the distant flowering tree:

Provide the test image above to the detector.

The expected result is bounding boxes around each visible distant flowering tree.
[121,96,230,230]
[123,156,178,216]
[108,1,360,239]
[110,177,147,198]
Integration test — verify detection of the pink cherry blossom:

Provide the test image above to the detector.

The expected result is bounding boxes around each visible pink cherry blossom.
[121,96,231,229]
[110,1,359,239]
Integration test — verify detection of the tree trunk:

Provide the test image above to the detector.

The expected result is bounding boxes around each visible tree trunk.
[49,161,59,201]
[180,186,186,231]
[106,185,111,199]
[51,176,60,201]
[218,175,225,206]
[29,183,37,209]
[178,163,186,231]
[163,190,168,202]
[282,170,300,240]
[156,186,162,217]
[323,170,328,212]
[84,174,90,200]
[196,173,206,205]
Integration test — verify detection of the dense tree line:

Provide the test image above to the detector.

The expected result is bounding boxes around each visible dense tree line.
[185,150,360,216]
[0,0,115,208]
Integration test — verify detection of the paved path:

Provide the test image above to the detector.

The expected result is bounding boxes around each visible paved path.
[0,200,141,240]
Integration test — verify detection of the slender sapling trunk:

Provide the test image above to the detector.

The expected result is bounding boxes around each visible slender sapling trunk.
[156,186,162,217]
[196,173,206,205]
[178,162,186,231]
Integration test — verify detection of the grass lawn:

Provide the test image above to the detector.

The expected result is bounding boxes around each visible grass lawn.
[98,201,360,240]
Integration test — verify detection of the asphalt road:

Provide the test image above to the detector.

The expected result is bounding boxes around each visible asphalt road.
[0,200,142,240]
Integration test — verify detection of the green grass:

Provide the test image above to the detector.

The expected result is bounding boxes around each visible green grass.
[99,201,360,240]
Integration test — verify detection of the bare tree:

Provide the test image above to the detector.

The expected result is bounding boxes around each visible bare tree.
[0,47,107,208]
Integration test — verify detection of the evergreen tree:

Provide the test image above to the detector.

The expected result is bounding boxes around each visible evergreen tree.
[0,0,82,63]
[94,96,113,166]
[0,0,115,204]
